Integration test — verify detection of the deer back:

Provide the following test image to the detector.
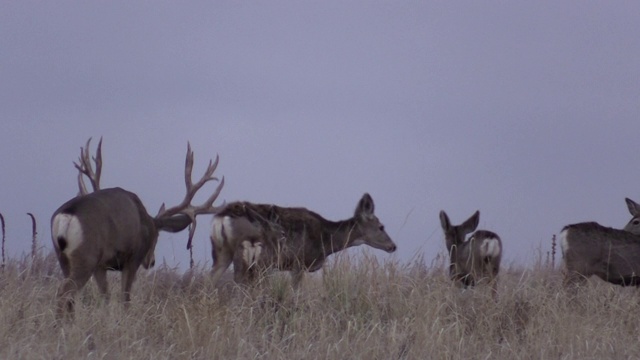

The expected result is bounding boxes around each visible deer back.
[52,187,158,270]
[216,202,328,270]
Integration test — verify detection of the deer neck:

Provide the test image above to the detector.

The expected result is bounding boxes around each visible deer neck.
[319,218,361,255]
[446,237,467,261]
[445,236,459,254]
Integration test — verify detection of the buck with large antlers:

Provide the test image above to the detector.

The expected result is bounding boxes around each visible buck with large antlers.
[51,138,224,318]
[560,198,640,287]
[210,193,397,288]
[439,210,502,295]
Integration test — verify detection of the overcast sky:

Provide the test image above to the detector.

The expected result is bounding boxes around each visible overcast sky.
[1,2,639,271]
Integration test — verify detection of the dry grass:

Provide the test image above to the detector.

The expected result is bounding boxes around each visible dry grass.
[2,251,640,360]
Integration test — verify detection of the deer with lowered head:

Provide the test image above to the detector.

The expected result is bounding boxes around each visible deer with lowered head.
[51,138,224,318]
[209,194,397,288]
[560,197,640,287]
[439,210,502,294]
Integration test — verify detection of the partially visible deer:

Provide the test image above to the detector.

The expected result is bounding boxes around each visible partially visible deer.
[439,210,502,295]
[51,138,224,318]
[560,197,640,287]
[210,193,397,288]
[623,197,640,234]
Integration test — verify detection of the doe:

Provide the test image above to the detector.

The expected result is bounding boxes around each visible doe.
[210,193,397,288]
[439,210,502,295]
[560,197,640,287]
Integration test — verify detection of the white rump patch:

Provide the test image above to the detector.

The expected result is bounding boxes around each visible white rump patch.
[559,229,569,257]
[51,213,83,255]
[480,237,501,258]
[242,240,263,268]
[211,216,233,247]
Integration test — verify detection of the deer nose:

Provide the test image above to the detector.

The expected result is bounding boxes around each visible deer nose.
[388,244,397,253]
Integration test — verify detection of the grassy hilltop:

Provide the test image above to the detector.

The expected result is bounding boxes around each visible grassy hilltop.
[1,251,640,360]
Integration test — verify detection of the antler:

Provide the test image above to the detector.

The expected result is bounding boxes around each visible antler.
[74,137,103,196]
[157,142,225,249]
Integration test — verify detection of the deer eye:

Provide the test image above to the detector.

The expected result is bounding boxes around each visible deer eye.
[634,220,640,225]
[379,225,385,231]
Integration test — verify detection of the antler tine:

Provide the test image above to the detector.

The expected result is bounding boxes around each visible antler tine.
[186,218,198,251]
[93,137,103,189]
[183,143,220,194]
[76,173,88,196]
[199,176,225,212]
[179,175,225,250]
[73,137,103,196]
[184,142,195,190]
[74,138,92,196]
[182,178,225,250]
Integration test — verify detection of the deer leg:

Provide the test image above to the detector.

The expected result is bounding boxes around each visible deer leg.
[211,246,233,287]
[459,273,474,288]
[290,269,305,290]
[120,266,138,307]
[58,253,71,278]
[93,268,110,303]
[490,277,499,301]
[56,268,93,319]
[232,254,249,284]
[248,268,260,284]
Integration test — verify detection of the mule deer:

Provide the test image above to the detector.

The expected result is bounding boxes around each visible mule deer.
[560,197,640,287]
[439,210,502,294]
[210,193,397,288]
[51,138,224,317]
[623,197,640,234]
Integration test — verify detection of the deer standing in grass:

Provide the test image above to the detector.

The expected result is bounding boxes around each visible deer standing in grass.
[51,138,224,318]
[210,194,397,288]
[439,210,502,295]
[560,197,640,287]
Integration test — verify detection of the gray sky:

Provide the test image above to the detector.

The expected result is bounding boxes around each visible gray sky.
[1,2,639,270]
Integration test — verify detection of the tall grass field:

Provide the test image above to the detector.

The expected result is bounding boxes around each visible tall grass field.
[1,249,640,359]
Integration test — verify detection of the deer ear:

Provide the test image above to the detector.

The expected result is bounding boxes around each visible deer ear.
[355,193,375,217]
[439,211,451,231]
[460,211,480,234]
[626,198,640,216]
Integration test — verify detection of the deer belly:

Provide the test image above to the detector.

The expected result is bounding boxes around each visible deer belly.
[51,213,84,256]
[603,260,640,286]
[603,273,640,286]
